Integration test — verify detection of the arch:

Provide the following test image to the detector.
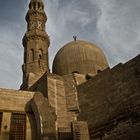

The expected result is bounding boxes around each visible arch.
[38,49,43,59]
[34,2,36,10]
[38,49,44,69]
[38,3,42,10]
[29,49,34,62]
[31,92,56,139]
[38,3,40,9]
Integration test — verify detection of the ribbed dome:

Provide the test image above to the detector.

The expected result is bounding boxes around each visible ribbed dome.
[52,40,109,75]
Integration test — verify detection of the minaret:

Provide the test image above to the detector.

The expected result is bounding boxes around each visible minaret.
[21,0,50,89]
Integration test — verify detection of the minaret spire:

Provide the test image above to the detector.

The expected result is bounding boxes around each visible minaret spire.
[21,0,50,89]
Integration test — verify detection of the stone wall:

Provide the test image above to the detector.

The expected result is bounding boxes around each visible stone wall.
[63,74,80,113]
[77,55,140,140]
[72,121,89,140]
[0,88,34,112]
[0,88,35,140]
[47,74,70,134]
[0,112,11,140]
[29,72,48,97]
[31,92,56,139]
[47,74,88,139]
[73,73,87,86]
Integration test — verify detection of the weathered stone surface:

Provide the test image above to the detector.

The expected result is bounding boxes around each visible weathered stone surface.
[73,73,87,86]
[0,88,34,112]
[0,112,11,140]
[0,89,35,140]
[0,0,140,139]
[63,74,80,112]
[47,74,69,129]
[72,121,90,140]
[77,55,140,140]
[31,92,56,139]
[29,72,48,97]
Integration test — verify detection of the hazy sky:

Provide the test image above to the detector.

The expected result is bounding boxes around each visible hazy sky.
[0,0,140,89]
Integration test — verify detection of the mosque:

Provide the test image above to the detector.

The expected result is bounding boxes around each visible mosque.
[0,0,139,139]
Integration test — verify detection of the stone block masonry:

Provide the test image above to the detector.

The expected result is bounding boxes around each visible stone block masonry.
[77,55,140,140]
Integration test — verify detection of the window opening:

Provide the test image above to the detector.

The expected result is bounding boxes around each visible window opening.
[38,49,43,59]
[29,49,34,62]
[9,113,26,140]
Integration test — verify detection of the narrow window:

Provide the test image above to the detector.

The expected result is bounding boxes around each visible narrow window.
[34,2,36,10]
[38,49,44,69]
[29,49,34,62]
[38,3,40,9]
[38,49,43,59]
[9,113,26,140]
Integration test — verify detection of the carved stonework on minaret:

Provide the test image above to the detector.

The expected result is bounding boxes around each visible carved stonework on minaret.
[21,0,50,89]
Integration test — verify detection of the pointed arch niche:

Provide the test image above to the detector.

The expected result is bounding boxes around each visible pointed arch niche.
[29,49,34,62]
[38,49,43,60]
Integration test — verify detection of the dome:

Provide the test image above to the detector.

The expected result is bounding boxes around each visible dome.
[52,40,109,75]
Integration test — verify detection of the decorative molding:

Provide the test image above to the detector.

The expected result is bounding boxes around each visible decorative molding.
[23,33,50,46]
[26,10,47,22]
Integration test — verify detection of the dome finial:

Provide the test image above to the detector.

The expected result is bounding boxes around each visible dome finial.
[73,36,77,41]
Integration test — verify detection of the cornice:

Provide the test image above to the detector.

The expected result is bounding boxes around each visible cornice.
[23,32,50,46]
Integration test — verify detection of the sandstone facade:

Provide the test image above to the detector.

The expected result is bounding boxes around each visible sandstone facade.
[0,0,139,140]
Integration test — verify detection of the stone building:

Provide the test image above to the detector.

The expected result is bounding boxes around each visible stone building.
[0,0,140,140]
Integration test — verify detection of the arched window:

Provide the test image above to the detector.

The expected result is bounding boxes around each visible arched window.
[34,2,36,10]
[29,49,34,62]
[38,3,41,9]
[38,49,44,69]
[38,49,43,59]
